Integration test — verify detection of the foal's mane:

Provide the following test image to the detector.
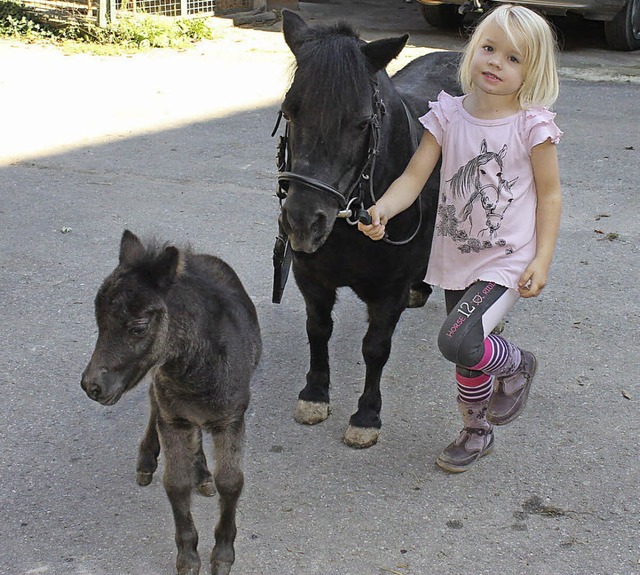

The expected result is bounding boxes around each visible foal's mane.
[290,22,371,141]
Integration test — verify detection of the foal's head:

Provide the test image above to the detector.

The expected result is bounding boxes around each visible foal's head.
[81,230,181,405]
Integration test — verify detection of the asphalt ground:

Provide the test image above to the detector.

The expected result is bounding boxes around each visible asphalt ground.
[1,2,639,574]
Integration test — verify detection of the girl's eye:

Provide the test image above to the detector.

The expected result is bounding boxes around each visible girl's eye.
[483,45,494,52]
[128,321,149,336]
[509,56,520,63]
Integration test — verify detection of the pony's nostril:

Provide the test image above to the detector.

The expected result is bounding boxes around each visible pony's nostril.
[279,209,293,234]
[311,211,327,240]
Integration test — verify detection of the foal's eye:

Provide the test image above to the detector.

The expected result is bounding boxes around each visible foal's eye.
[128,321,149,336]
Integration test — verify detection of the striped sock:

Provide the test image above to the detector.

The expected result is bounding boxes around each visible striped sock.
[471,334,522,378]
[456,370,494,403]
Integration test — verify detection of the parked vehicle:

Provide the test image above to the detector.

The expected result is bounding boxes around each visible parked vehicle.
[416,0,640,51]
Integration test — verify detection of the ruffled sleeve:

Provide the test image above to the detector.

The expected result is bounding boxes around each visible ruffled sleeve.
[522,107,563,152]
[418,91,457,146]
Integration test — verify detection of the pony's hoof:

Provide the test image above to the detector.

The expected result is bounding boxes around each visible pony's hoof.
[196,479,215,497]
[294,400,330,425]
[492,320,505,335]
[178,570,199,575]
[407,288,430,308]
[136,471,153,486]
[343,425,380,448]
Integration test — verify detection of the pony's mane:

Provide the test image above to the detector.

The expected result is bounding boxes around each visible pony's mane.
[289,22,370,141]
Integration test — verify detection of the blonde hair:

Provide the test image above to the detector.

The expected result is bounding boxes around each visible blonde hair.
[459,4,559,109]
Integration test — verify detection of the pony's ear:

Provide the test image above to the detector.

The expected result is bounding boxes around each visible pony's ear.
[362,35,409,71]
[148,246,182,292]
[119,230,145,265]
[282,9,311,54]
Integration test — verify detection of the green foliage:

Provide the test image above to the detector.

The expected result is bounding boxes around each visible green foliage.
[0,0,218,52]
[0,0,55,39]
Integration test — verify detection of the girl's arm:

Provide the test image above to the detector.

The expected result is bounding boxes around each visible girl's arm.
[519,139,562,298]
[358,130,442,241]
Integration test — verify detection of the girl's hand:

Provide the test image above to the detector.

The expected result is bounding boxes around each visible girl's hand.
[358,204,388,241]
[518,258,549,298]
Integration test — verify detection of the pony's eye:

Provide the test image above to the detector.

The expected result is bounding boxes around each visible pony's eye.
[128,321,149,336]
[480,169,486,175]
[355,118,371,132]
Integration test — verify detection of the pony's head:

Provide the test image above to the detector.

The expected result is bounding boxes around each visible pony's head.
[277,10,408,253]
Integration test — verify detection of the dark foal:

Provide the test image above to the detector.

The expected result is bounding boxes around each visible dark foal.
[81,230,261,575]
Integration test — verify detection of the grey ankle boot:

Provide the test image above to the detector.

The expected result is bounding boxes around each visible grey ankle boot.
[436,399,494,473]
[487,350,537,425]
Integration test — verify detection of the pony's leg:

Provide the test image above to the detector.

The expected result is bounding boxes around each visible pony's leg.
[136,386,160,486]
[194,429,215,498]
[158,419,201,575]
[344,291,407,448]
[294,283,337,425]
[210,418,245,575]
[408,280,433,308]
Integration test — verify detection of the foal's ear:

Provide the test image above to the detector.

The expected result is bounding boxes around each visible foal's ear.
[362,35,409,71]
[119,229,145,265]
[282,9,311,53]
[148,246,182,292]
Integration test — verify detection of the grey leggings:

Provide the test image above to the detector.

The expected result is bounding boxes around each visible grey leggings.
[438,281,519,373]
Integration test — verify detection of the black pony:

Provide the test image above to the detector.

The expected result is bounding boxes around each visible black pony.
[273,10,460,448]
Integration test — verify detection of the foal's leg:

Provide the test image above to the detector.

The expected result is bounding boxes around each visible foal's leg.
[210,418,245,575]
[194,429,215,498]
[158,419,201,575]
[136,387,160,486]
[294,283,337,425]
[343,290,408,448]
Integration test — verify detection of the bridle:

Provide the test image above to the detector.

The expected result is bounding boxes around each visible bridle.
[271,79,422,245]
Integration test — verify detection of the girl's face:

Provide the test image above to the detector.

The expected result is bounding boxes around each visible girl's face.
[469,21,526,99]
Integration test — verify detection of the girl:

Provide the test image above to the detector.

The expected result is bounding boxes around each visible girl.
[359,4,562,472]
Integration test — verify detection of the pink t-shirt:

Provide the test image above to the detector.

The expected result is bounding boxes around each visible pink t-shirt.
[419,91,562,291]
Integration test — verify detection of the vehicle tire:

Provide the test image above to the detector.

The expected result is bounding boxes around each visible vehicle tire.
[604,0,640,50]
[418,3,464,29]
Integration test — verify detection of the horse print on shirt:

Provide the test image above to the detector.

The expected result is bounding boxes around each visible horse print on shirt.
[436,139,518,254]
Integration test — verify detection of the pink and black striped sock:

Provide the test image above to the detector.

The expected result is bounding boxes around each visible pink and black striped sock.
[456,370,494,403]
[472,334,522,378]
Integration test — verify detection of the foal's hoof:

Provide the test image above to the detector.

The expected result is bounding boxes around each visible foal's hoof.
[343,425,380,448]
[294,400,330,425]
[211,560,233,575]
[196,479,215,497]
[136,471,153,487]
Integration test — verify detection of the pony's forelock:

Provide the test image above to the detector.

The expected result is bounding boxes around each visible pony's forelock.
[288,22,370,141]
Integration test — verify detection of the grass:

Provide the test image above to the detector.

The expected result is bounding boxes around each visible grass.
[0,0,220,54]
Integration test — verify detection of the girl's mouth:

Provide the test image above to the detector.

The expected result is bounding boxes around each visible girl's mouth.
[483,71,501,82]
